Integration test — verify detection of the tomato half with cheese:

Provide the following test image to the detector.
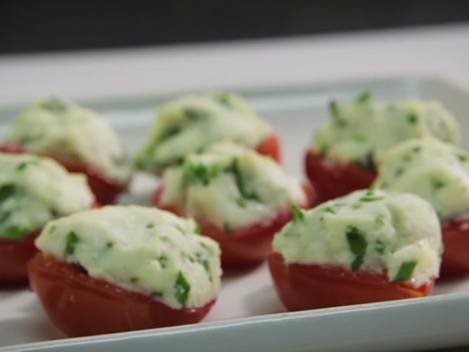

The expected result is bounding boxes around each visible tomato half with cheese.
[0,145,125,205]
[153,184,314,268]
[0,231,38,286]
[28,254,215,337]
[255,133,282,163]
[268,252,433,311]
[304,149,376,204]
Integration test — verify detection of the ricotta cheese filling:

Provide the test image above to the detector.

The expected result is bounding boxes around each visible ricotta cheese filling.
[134,93,271,174]
[273,189,442,286]
[313,93,459,169]
[375,139,469,220]
[7,97,131,184]
[0,153,94,240]
[160,142,306,230]
[36,206,222,309]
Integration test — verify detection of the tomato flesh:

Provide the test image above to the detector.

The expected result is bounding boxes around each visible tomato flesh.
[0,144,126,205]
[255,133,281,163]
[304,149,376,204]
[0,231,39,286]
[268,252,432,311]
[441,218,469,277]
[28,253,215,337]
[153,184,314,268]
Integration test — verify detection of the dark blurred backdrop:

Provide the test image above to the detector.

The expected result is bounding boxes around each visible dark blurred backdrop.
[1,0,469,55]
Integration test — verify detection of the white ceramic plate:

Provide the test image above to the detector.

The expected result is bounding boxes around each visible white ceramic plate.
[1,77,469,352]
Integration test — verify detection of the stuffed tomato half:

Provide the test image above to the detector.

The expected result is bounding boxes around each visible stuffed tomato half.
[134,92,281,175]
[2,98,131,204]
[153,142,313,268]
[0,152,95,286]
[306,93,459,204]
[269,188,441,310]
[29,206,221,337]
[375,139,469,277]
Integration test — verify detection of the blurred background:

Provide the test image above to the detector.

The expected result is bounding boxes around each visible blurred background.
[2,0,469,54]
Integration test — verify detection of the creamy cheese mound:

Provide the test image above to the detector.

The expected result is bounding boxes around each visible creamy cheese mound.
[273,189,442,286]
[36,206,222,309]
[0,153,94,240]
[7,97,131,184]
[134,93,271,174]
[160,142,306,230]
[375,139,469,220]
[313,93,459,168]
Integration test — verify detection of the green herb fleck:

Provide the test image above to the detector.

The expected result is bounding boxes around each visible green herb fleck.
[394,167,405,178]
[0,184,16,203]
[329,100,347,127]
[431,179,445,191]
[65,231,79,256]
[374,214,385,226]
[356,92,371,104]
[323,206,336,214]
[40,98,68,113]
[214,93,232,107]
[227,158,258,201]
[457,153,468,162]
[194,223,201,234]
[152,291,163,298]
[160,125,181,141]
[184,108,205,120]
[146,223,155,229]
[236,197,247,208]
[407,113,418,124]
[375,239,386,254]
[393,260,417,282]
[157,255,168,268]
[130,277,139,284]
[352,202,363,209]
[196,252,212,282]
[360,189,382,202]
[16,162,29,171]
[291,205,304,223]
[2,225,31,240]
[346,226,367,271]
[174,271,191,306]
[412,146,422,153]
[183,160,221,186]
[106,241,114,248]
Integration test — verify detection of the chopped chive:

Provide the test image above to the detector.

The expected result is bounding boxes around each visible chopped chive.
[174,271,191,306]
[106,241,114,248]
[375,239,386,254]
[130,277,139,284]
[356,92,371,104]
[291,205,304,223]
[393,260,417,282]
[346,226,367,271]
[323,206,336,214]
[157,255,168,268]
[146,223,155,229]
[65,231,79,256]
[374,214,385,226]
[431,179,445,191]
[152,291,163,298]
[407,113,418,124]
[329,100,347,127]
[0,184,16,203]
[40,98,68,113]
[194,223,201,234]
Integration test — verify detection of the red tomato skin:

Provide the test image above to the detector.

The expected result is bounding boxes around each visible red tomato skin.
[0,145,126,205]
[304,149,376,204]
[441,218,469,277]
[255,133,282,163]
[28,254,216,337]
[153,184,314,268]
[268,252,432,311]
[0,231,39,286]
